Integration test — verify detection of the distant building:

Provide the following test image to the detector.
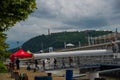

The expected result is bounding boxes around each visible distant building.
[91,32,120,44]
[66,43,75,48]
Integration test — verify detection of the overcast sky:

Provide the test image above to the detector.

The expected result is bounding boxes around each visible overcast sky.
[6,0,120,49]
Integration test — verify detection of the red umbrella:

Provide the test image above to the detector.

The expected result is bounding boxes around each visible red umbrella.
[10,49,33,59]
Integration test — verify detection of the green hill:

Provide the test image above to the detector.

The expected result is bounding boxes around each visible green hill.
[10,30,113,53]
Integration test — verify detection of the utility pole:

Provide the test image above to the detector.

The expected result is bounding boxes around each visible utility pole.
[41,42,44,51]
[78,41,81,47]
[115,28,118,41]
[64,42,66,48]
[88,36,91,45]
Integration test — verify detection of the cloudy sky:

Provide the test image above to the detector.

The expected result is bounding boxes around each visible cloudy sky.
[6,0,120,49]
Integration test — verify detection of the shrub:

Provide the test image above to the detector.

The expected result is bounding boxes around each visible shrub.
[0,61,7,73]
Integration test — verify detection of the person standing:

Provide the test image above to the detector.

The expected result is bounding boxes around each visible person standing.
[26,61,31,71]
[54,58,57,69]
[34,59,39,70]
[33,59,39,72]
[42,60,45,70]
[69,57,73,67]
[15,58,20,70]
[62,58,65,68]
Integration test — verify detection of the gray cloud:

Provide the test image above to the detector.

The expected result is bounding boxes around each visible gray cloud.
[31,0,61,19]
[31,0,120,28]
[63,16,108,28]
[113,0,120,13]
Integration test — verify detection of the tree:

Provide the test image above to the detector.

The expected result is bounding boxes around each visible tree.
[0,31,8,54]
[0,0,36,31]
[0,0,36,59]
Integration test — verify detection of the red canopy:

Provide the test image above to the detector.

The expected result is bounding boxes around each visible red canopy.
[10,49,33,60]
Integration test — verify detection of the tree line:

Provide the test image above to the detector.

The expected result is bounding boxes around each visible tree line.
[10,30,112,53]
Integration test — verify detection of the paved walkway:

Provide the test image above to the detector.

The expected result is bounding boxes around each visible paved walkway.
[0,68,64,80]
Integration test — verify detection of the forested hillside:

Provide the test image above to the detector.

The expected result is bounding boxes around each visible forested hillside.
[10,30,112,53]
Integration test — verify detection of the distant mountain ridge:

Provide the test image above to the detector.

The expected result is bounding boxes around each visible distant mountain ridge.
[9,30,112,53]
